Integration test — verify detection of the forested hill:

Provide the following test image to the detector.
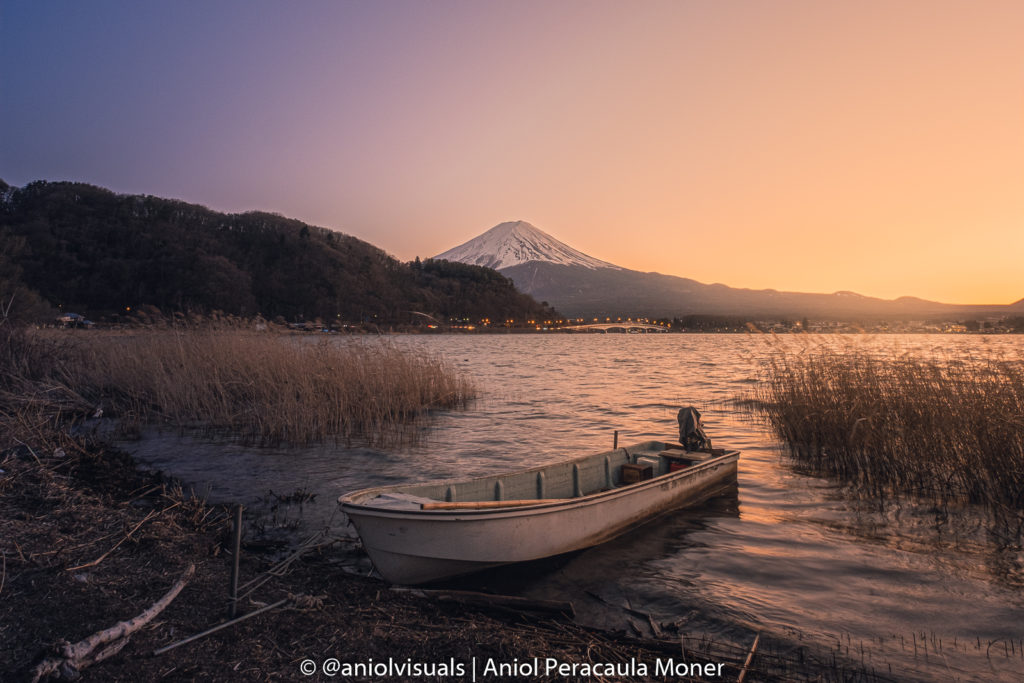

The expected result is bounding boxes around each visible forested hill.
[0,180,556,325]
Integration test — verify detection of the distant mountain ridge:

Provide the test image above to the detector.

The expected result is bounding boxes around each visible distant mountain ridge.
[436,222,1022,320]
[0,181,556,324]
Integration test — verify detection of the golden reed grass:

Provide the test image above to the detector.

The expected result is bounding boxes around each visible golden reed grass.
[2,321,106,451]
[6,328,474,446]
[756,341,1024,509]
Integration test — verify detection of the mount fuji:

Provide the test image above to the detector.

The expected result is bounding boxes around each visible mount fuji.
[434,221,619,271]
[434,222,1018,320]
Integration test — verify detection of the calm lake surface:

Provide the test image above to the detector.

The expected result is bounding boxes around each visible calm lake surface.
[125,334,1024,681]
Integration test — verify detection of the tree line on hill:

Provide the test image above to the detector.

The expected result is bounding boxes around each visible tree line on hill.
[0,180,556,326]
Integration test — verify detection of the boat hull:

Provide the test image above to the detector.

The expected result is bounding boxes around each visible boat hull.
[340,446,738,585]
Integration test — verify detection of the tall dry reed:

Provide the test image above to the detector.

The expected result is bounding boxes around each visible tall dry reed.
[756,342,1024,509]
[1,323,92,451]
[57,330,474,445]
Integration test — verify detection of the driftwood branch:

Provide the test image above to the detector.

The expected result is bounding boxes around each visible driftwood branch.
[31,564,195,682]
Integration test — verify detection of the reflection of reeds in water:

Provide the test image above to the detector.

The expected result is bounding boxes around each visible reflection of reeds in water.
[8,329,474,446]
[756,343,1024,509]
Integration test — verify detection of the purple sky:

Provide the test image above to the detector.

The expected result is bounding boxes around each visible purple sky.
[3,1,1022,304]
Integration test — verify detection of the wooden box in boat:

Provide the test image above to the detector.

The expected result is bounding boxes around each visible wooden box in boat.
[338,440,739,585]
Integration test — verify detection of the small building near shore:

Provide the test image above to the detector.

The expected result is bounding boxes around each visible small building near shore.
[57,312,94,328]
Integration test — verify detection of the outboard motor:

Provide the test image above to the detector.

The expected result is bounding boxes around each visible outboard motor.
[678,406,711,452]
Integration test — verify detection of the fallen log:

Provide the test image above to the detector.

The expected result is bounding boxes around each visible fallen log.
[31,563,195,682]
[391,587,575,619]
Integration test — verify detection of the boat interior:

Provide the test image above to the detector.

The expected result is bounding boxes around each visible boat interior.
[354,441,723,509]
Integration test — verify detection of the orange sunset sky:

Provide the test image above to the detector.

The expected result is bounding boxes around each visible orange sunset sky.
[2,1,1022,304]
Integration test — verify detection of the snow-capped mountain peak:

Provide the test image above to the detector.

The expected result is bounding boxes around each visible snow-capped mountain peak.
[433,221,620,271]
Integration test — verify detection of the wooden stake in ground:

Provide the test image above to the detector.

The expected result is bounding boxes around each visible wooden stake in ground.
[30,564,195,682]
[228,504,242,618]
[737,631,760,683]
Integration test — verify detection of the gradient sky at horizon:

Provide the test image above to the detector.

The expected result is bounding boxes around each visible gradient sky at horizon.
[2,1,1022,305]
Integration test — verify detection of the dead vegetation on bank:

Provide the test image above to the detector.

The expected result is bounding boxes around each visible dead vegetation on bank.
[4,326,475,446]
[1,440,902,682]
[755,341,1024,509]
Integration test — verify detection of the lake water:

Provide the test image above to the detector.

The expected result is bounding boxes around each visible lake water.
[124,334,1024,681]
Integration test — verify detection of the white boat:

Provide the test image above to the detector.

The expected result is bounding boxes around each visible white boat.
[338,440,739,585]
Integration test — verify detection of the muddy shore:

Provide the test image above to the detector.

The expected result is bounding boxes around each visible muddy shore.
[1,433,893,682]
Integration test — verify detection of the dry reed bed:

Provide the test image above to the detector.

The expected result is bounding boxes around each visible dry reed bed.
[756,343,1024,508]
[1,324,87,451]
[10,329,474,446]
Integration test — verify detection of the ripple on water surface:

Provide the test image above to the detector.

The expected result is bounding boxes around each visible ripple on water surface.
[125,334,1024,682]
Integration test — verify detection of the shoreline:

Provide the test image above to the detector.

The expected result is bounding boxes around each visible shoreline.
[43,321,1024,334]
[1,438,889,682]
